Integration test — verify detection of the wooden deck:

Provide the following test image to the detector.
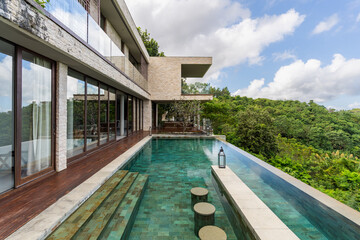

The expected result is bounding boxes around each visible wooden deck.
[0,132,148,239]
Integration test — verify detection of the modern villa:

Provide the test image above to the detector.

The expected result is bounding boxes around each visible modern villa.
[1,0,360,240]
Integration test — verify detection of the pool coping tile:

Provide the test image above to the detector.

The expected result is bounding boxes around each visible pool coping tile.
[224,142,360,226]
[211,165,300,240]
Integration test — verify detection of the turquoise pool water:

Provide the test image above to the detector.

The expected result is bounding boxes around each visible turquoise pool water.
[126,138,360,240]
[126,138,237,239]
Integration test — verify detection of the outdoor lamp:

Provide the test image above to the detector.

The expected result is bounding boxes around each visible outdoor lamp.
[218,147,226,168]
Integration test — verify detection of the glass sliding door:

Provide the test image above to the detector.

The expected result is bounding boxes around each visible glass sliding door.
[123,94,128,137]
[67,69,85,158]
[0,40,14,193]
[99,84,108,145]
[86,78,99,150]
[128,96,133,135]
[109,88,116,141]
[21,51,53,178]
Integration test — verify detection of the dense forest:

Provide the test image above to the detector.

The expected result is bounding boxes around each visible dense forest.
[200,85,360,211]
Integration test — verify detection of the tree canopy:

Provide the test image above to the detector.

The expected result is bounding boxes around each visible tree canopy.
[202,92,360,211]
[137,27,164,57]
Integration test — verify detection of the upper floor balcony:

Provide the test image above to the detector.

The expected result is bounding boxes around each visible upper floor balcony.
[44,0,148,91]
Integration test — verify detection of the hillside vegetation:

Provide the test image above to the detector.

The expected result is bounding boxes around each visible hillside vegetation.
[202,90,360,211]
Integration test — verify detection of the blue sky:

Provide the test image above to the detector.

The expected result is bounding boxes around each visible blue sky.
[126,0,360,109]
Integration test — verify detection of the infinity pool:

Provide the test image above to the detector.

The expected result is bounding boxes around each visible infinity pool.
[125,138,359,240]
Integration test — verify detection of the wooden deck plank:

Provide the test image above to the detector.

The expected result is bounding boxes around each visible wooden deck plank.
[0,132,148,239]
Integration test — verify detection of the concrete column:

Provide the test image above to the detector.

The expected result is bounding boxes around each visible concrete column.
[120,95,125,136]
[143,100,152,130]
[55,62,68,172]
[155,103,159,127]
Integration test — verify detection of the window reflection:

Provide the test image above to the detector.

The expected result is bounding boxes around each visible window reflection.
[0,40,14,193]
[21,51,52,177]
[67,69,85,158]
[86,78,99,150]
[100,84,108,145]
[109,88,116,141]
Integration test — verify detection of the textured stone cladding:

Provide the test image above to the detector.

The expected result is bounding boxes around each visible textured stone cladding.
[0,0,150,98]
[55,62,68,172]
[148,57,213,101]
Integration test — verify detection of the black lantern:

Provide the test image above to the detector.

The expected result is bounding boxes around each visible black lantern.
[218,147,226,168]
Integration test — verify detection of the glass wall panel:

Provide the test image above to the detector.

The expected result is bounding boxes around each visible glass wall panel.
[67,69,85,158]
[128,96,133,135]
[99,84,108,145]
[0,40,14,193]
[137,99,140,131]
[88,16,111,59]
[21,51,52,178]
[86,78,99,150]
[109,88,116,141]
[45,0,88,41]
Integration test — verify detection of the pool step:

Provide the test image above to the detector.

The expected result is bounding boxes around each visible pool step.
[100,174,149,239]
[47,170,129,240]
[47,170,148,240]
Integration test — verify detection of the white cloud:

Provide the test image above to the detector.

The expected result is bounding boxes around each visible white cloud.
[233,54,360,103]
[126,0,305,82]
[348,102,360,109]
[273,50,297,61]
[356,13,360,23]
[312,14,339,35]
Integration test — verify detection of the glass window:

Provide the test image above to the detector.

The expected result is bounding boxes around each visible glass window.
[21,51,52,178]
[86,78,99,150]
[99,84,108,145]
[67,69,85,158]
[109,88,116,141]
[128,96,133,134]
[0,40,14,193]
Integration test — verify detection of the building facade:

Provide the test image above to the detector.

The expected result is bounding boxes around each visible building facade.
[0,0,212,194]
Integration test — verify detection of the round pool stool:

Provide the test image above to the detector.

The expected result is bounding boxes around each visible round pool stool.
[194,202,216,236]
[191,187,208,209]
[199,226,227,240]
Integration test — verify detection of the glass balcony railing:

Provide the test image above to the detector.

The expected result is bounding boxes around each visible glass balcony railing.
[181,80,211,94]
[45,0,148,91]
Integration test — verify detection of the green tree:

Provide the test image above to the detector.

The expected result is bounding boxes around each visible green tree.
[137,27,164,57]
[231,106,278,158]
[35,0,50,8]
[170,98,201,133]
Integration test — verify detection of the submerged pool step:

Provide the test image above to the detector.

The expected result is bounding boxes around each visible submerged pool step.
[73,172,139,239]
[46,170,148,240]
[47,170,129,240]
[100,174,149,240]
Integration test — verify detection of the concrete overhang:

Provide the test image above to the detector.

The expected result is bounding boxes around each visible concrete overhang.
[181,64,211,78]
[180,57,212,78]
[101,0,150,63]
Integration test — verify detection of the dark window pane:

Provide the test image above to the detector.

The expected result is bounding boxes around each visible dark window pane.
[99,84,108,145]
[109,88,116,140]
[67,69,85,158]
[86,78,99,150]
